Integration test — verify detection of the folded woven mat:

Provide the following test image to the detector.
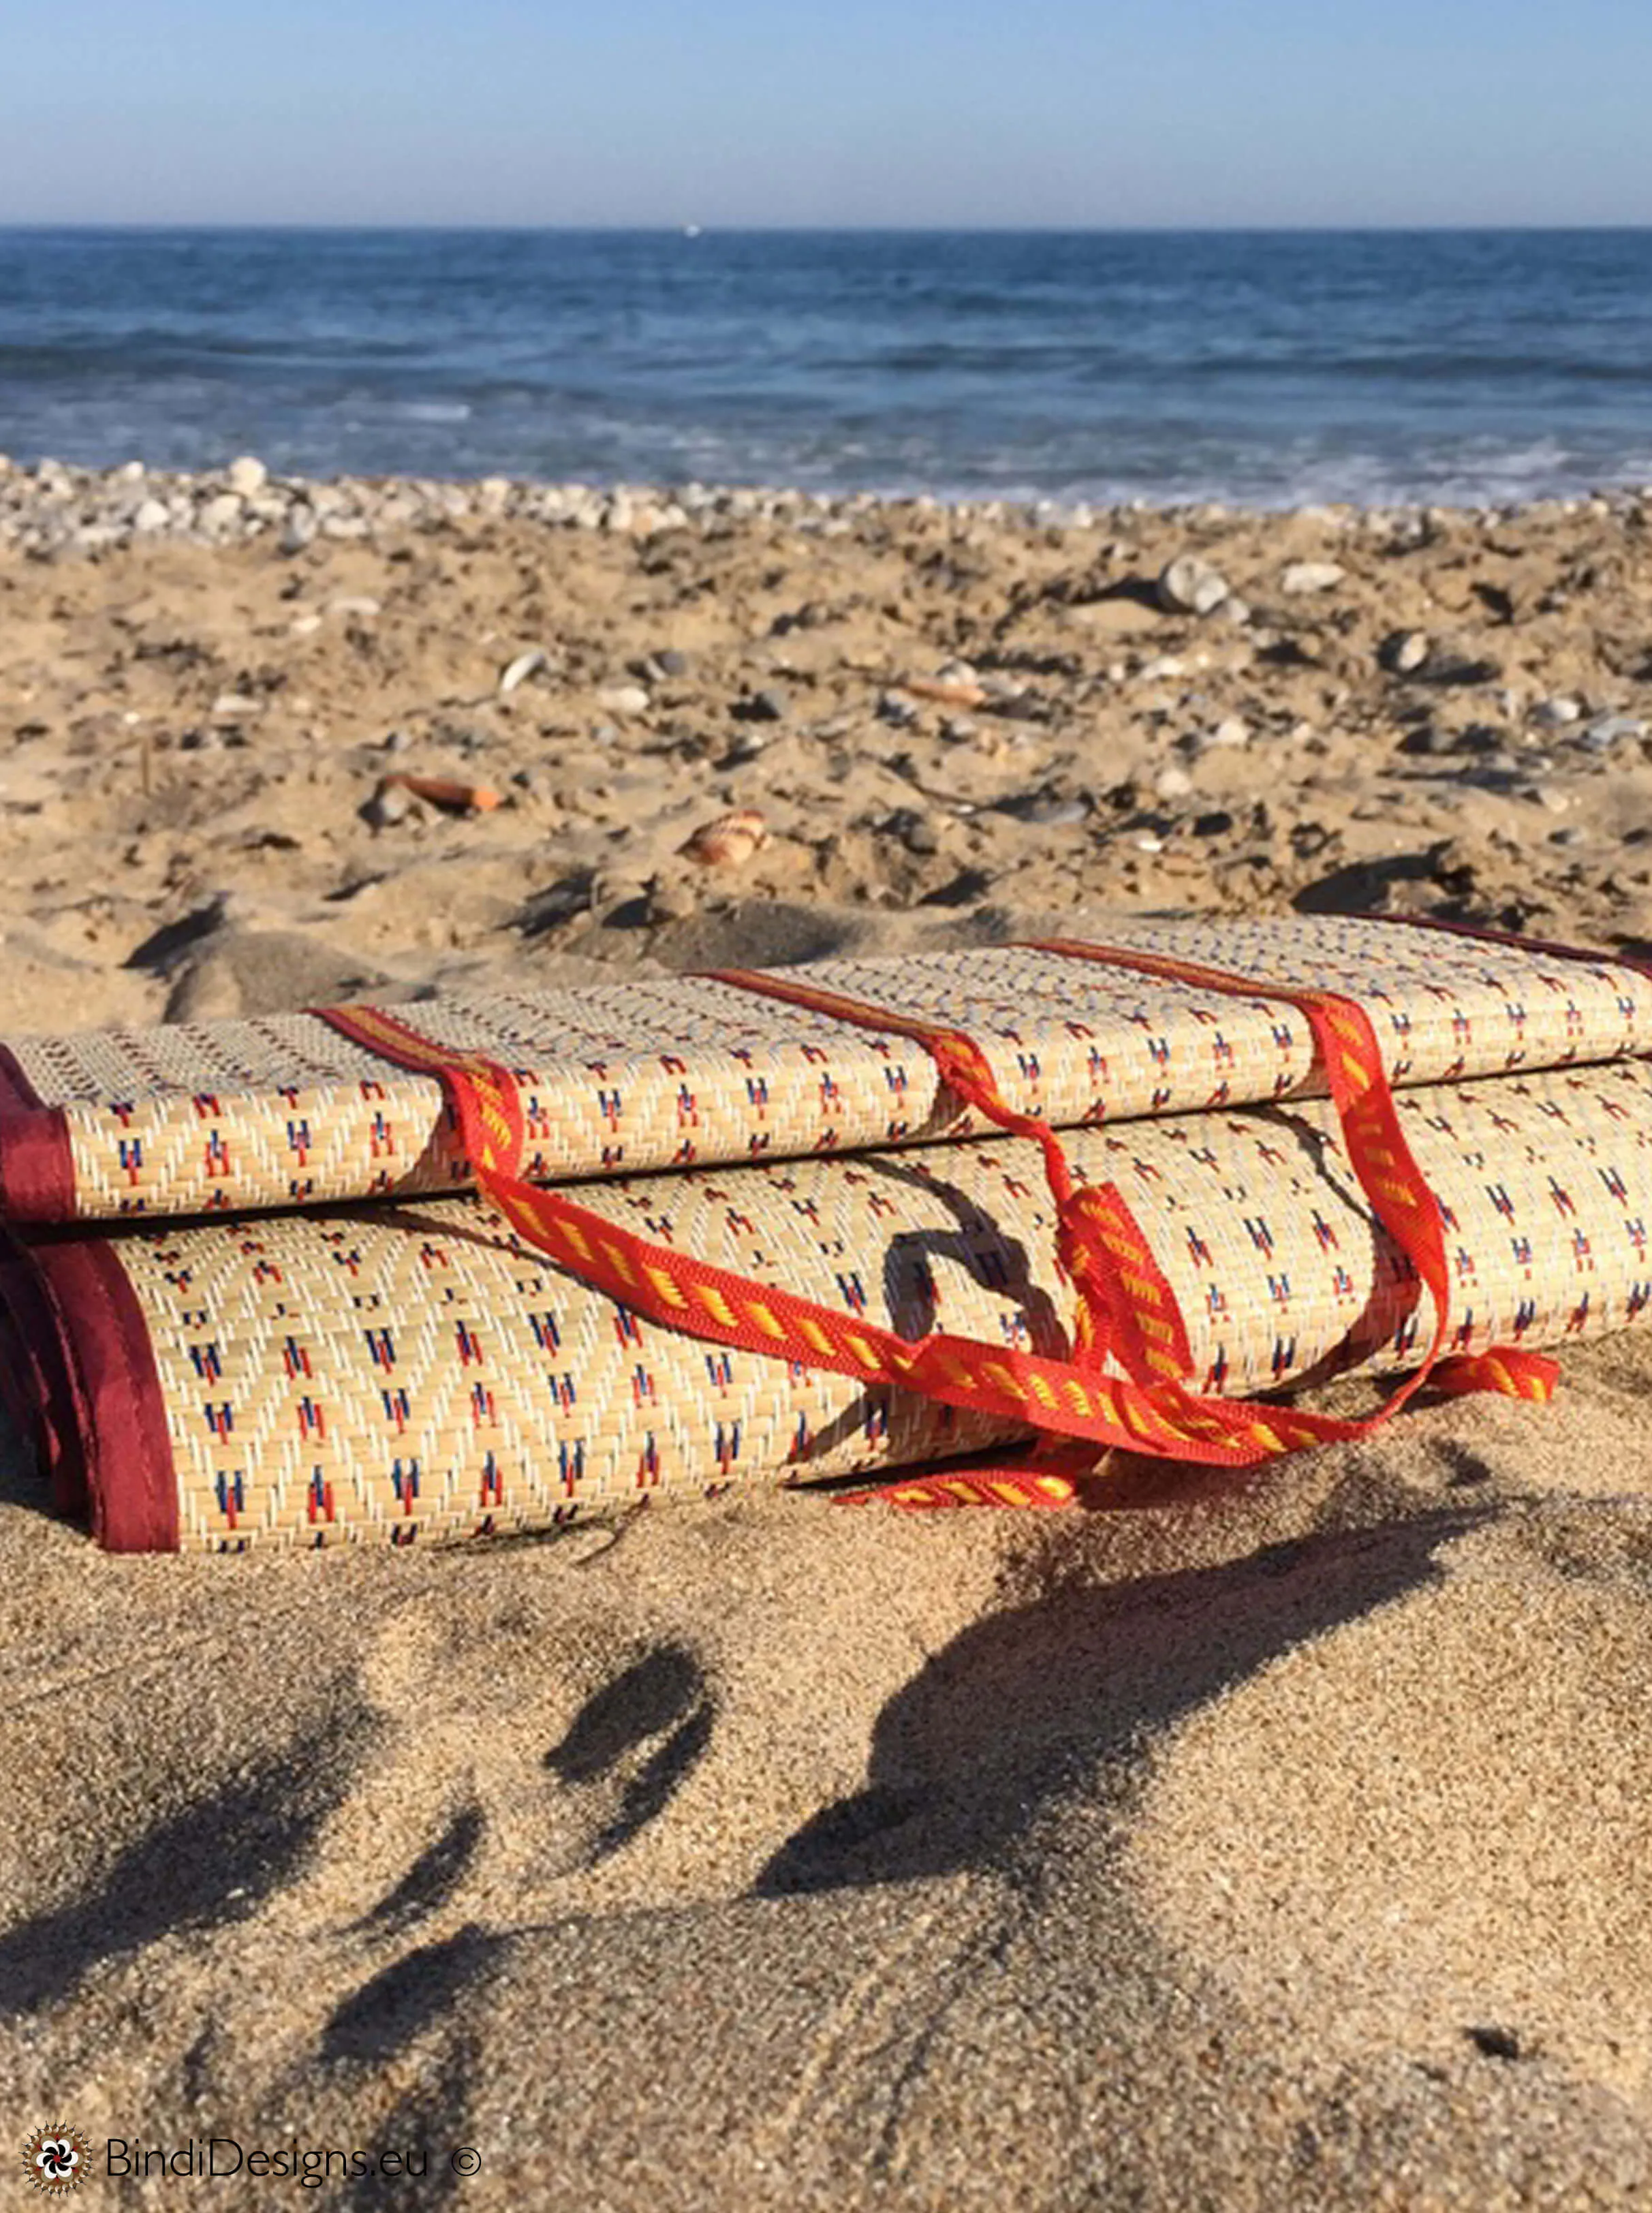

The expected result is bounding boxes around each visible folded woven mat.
[0,914,1645,1224]
[2,914,1649,1551]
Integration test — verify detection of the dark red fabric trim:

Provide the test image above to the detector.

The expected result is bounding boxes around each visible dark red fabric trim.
[0,1043,47,1113]
[18,1236,177,1551]
[0,1231,84,1518]
[0,1045,76,1222]
[1382,909,1652,985]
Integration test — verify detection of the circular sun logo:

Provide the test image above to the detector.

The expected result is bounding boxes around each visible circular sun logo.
[22,2128,93,2195]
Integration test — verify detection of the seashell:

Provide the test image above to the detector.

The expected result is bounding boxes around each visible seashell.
[897,676,987,709]
[676,807,769,869]
[499,647,549,696]
[379,772,503,814]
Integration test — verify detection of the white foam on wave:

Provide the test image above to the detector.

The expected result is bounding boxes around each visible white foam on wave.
[1042,437,1652,514]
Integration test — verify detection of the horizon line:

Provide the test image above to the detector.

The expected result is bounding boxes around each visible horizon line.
[2,219,1650,236]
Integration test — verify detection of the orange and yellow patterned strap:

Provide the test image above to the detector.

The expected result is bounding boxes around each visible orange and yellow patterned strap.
[320,941,1559,1511]
[710,948,1557,1499]
[706,963,1188,1382]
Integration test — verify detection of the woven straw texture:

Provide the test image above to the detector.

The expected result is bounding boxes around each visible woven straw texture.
[4,916,1649,1224]
[40,1055,1652,1551]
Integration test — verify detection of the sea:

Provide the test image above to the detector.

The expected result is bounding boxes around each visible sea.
[1,228,1650,510]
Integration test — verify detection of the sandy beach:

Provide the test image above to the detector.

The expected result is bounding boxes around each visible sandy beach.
[5,461,1652,2208]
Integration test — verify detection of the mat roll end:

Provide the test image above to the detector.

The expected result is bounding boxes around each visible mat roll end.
[0,1036,76,1222]
[0,1235,178,1552]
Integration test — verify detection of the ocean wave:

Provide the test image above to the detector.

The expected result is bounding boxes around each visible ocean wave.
[3,229,1652,507]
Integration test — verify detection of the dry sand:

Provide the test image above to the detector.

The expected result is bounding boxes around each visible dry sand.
[4,475,1652,2208]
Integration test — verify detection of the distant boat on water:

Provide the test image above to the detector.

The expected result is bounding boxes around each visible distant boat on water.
[682,223,702,239]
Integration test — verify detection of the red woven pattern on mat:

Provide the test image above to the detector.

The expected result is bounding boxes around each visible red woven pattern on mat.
[321,941,1560,1510]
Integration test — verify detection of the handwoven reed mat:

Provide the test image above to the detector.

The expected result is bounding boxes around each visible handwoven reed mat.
[11,1056,1652,1553]
[0,916,1645,1223]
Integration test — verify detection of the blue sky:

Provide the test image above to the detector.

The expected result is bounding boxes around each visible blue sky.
[4,0,1649,228]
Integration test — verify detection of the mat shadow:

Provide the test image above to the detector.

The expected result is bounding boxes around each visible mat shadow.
[758,1508,1483,1895]
[544,1642,715,1866]
[0,1713,365,2016]
[354,1800,486,1938]
[322,1925,508,2068]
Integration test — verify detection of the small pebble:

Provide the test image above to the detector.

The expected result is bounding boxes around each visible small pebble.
[198,492,243,534]
[1379,630,1431,675]
[225,455,268,498]
[596,684,651,717]
[877,691,919,727]
[1157,555,1230,618]
[1039,799,1089,826]
[886,808,940,855]
[1580,713,1647,752]
[1280,561,1347,595]
[364,781,416,828]
[1531,696,1582,727]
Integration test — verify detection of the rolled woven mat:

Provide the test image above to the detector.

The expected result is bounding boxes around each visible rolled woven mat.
[9,1055,1651,1551]
[0,914,1647,1225]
